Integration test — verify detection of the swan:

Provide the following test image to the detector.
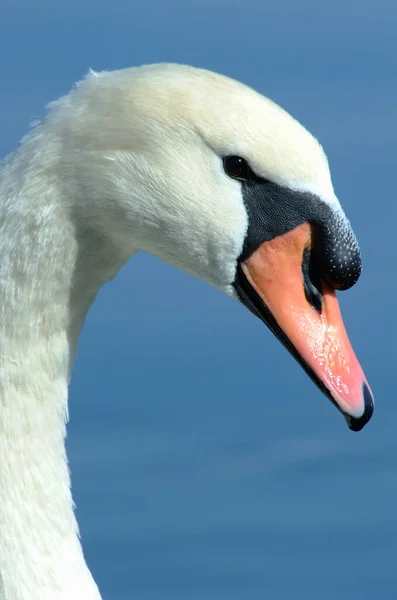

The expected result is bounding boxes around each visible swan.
[0,63,374,599]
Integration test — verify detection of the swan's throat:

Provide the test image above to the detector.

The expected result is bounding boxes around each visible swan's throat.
[0,146,113,600]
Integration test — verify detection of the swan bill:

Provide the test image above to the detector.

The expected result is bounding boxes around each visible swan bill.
[234,223,374,431]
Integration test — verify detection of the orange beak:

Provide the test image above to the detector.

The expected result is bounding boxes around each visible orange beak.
[236,223,374,430]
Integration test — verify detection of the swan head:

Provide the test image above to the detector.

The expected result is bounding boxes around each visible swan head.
[48,63,374,430]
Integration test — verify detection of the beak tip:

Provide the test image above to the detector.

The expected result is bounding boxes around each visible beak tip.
[344,383,374,432]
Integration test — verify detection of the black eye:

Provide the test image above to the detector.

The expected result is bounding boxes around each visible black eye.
[223,155,257,182]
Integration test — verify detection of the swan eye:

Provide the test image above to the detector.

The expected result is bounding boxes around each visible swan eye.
[223,155,257,182]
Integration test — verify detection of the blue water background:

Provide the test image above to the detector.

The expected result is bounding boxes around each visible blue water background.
[0,2,396,598]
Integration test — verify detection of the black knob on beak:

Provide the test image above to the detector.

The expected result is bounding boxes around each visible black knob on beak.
[313,214,362,291]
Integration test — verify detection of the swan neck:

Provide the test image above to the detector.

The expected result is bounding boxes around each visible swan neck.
[0,366,101,599]
[0,142,105,599]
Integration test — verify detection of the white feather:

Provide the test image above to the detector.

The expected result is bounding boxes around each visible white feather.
[0,63,341,599]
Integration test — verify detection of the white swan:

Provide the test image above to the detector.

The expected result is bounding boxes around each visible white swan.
[0,63,373,599]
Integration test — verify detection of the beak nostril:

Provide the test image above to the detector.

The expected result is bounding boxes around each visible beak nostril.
[302,247,323,313]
